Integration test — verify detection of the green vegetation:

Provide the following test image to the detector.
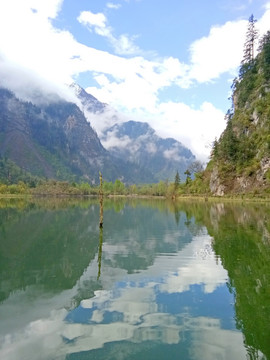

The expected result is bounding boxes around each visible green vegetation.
[0,179,170,197]
[0,156,41,187]
[0,158,205,197]
[0,169,193,197]
[1,162,267,200]
[191,18,270,196]
[206,203,270,359]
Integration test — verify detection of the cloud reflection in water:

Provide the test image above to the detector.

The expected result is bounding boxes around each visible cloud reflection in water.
[0,221,247,360]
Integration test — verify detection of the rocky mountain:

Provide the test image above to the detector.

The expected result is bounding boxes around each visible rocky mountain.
[0,87,152,184]
[101,120,195,182]
[72,84,196,182]
[0,82,197,185]
[204,30,270,196]
[70,83,107,113]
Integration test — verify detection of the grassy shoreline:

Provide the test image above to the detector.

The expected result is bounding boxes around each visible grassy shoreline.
[0,192,269,203]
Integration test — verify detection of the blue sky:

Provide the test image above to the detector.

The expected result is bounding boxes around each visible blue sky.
[0,0,270,160]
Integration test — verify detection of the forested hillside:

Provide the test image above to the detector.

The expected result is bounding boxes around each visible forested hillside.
[205,18,270,196]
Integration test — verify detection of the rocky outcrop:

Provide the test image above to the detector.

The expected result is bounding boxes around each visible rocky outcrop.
[257,157,270,182]
[209,167,225,196]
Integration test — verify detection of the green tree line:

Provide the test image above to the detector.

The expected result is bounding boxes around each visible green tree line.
[0,162,206,197]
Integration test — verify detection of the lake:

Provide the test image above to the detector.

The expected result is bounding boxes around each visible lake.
[0,197,269,360]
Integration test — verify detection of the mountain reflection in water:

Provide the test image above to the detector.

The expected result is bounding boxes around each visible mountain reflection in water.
[0,198,269,360]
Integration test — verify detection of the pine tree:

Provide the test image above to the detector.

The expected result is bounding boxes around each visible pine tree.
[241,14,258,66]
[174,170,180,191]
[211,138,219,159]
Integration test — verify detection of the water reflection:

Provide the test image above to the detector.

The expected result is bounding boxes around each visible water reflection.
[0,198,269,359]
[208,202,270,360]
[0,198,100,304]
[64,232,233,357]
[97,225,103,280]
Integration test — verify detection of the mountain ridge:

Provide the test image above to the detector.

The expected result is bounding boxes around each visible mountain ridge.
[0,85,196,184]
[0,87,154,184]
[73,84,196,182]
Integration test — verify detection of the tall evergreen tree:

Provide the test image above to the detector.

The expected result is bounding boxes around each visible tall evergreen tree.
[174,170,180,191]
[241,14,258,66]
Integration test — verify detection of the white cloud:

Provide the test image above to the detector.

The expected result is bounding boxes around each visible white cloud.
[0,0,80,91]
[77,11,109,34]
[146,142,157,154]
[188,4,270,84]
[81,105,128,136]
[106,2,122,10]
[85,55,189,113]
[257,2,270,38]
[111,33,141,55]
[188,20,247,82]
[102,131,132,149]
[163,147,182,162]
[77,10,141,55]
[0,57,77,104]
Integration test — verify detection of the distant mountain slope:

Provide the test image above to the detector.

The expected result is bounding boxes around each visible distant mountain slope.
[102,120,195,181]
[73,84,196,182]
[0,88,152,184]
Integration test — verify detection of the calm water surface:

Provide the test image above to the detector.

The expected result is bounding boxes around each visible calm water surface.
[0,198,269,360]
